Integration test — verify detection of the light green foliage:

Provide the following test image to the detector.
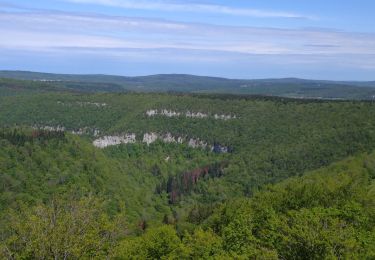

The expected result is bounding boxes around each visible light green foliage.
[106,152,375,259]
[204,153,375,259]
[177,228,224,259]
[1,196,125,259]
[116,225,180,259]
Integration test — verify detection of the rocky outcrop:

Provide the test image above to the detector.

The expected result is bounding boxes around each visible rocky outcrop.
[33,127,232,153]
[188,138,208,149]
[143,132,184,145]
[57,101,107,107]
[77,102,107,107]
[185,111,208,119]
[71,128,100,136]
[146,109,236,120]
[34,125,66,132]
[34,125,100,136]
[214,114,237,120]
[161,109,181,117]
[92,132,232,153]
[146,109,180,117]
[143,132,158,145]
[93,129,100,137]
[162,133,177,143]
[93,134,136,148]
[146,109,158,116]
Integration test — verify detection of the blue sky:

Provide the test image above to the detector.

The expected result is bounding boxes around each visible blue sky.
[1,0,375,80]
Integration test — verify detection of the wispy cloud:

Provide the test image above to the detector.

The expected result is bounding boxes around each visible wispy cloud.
[64,0,313,19]
[0,9,373,55]
[0,4,374,79]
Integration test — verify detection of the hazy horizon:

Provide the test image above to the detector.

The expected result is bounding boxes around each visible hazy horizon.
[2,69,375,82]
[1,0,375,80]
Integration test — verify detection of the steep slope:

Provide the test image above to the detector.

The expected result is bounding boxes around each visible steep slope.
[115,151,375,259]
[2,92,375,191]
[0,128,224,223]
[2,131,374,259]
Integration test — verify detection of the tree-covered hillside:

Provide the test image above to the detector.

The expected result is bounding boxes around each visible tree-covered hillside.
[115,151,375,259]
[1,80,375,258]
[2,91,375,194]
[0,128,226,225]
[1,134,374,258]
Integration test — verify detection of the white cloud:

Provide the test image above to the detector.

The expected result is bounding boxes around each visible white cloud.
[0,10,373,56]
[0,7,375,80]
[64,0,312,19]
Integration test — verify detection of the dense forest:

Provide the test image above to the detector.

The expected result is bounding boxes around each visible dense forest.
[1,78,375,258]
[1,129,374,258]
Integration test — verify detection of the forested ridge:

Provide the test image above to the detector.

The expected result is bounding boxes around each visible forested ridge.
[1,80,375,258]
[1,129,374,258]
[2,72,375,99]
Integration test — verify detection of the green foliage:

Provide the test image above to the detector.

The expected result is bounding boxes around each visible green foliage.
[0,196,125,259]
[0,128,223,225]
[1,131,374,258]
[1,86,375,258]
[178,228,224,259]
[204,153,375,259]
[115,225,180,259]
[2,91,375,204]
[110,152,375,259]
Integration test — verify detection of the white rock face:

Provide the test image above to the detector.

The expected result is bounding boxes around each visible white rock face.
[76,102,107,107]
[92,132,230,153]
[143,132,158,145]
[146,109,236,120]
[214,114,237,120]
[162,133,176,143]
[34,125,100,136]
[146,109,158,116]
[188,138,208,149]
[71,129,84,135]
[186,111,208,118]
[71,128,100,136]
[36,125,66,131]
[93,134,136,148]
[177,137,184,144]
[57,101,107,107]
[93,129,100,137]
[161,110,181,117]
[146,109,180,117]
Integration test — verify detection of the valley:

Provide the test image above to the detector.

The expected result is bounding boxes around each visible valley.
[1,0,375,257]
[0,78,375,258]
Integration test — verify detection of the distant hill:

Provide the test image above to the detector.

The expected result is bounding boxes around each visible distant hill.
[1,70,375,99]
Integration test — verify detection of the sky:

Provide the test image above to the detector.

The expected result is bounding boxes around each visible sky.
[0,0,375,80]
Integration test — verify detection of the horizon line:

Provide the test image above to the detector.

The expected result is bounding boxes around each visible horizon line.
[0,69,374,83]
